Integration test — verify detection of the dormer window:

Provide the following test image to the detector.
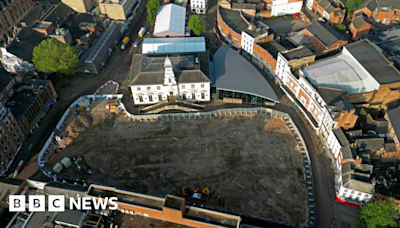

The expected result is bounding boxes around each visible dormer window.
[169,79,171,83]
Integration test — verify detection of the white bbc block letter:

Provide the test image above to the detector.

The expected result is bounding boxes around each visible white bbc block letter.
[29,195,45,212]
[9,195,25,212]
[48,195,65,212]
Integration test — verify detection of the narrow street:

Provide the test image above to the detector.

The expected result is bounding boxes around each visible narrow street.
[6,4,148,177]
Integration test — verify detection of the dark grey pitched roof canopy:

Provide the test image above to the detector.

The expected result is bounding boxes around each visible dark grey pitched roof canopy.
[213,45,279,103]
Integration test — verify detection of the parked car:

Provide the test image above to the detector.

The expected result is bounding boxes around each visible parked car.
[133,40,139,47]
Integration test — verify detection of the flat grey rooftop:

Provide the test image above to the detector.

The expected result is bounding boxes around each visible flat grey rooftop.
[213,45,279,103]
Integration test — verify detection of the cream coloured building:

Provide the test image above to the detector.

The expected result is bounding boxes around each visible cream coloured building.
[61,0,96,13]
[99,0,138,20]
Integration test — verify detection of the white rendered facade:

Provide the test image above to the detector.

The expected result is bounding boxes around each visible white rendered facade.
[241,32,254,54]
[191,0,209,14]
[276,51,376,205]
[271,0,303,17]
[131,57,211,105]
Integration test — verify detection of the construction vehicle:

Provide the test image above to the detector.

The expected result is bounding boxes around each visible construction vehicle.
[182,187,210,201]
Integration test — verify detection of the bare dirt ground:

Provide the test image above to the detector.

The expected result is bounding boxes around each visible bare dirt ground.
[46,103,308,226]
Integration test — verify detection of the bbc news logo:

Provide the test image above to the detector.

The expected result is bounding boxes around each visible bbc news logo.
[9,195,118,212]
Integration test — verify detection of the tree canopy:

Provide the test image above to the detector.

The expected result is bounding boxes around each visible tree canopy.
[146,0,160,23]
[345,0,362,16]
[188,15,205,36]
[335,24,346,32]
[32,39,79,78]
[359,198,399,228]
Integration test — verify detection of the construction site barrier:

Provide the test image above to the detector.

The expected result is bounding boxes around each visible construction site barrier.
[38,94,315,227]
[118,103,316,227]
[94,80,120,95]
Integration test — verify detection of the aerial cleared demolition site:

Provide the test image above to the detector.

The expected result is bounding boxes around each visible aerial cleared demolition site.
[46,100,308,226]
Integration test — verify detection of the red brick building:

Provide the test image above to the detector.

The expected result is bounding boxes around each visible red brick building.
[311,0,346,25]
[349,12,372,40]
[355,0,400,24]
[295,22,348,53]
[0,0,34,45]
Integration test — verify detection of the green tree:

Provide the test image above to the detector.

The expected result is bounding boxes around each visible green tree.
[359,198,399,228]
[335,24,346,32]
[345,0,363,16]
[188,15,205,36]
[42,2,47,11]
[146,0,160,23]
[32,39,79,79]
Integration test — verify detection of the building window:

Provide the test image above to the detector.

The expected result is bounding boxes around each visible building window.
[192,93,195,99]
[191,84,195,88]
[139,96,143,102]
[4,146,8,152]
[157,86,161,90]
[201,93,205,99]
[396,141,399,146]
[258,54,263,61]
[149,95,153,101]
[158,95,162,101]
[137,87,141,91]
[201,84,204,88]
[389,123,392,128]
[147,86,151,91]
[169,79,172,83]
[182,85,185,89]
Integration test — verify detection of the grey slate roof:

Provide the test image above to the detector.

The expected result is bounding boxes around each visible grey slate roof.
[317,86,348,105]
[231,2,256,9]
[26,211,59,228]
[356,138,385,151]
[345,40,400,84]
[130,52,211,86]
[306,22,346,47]
[261,41,287,59]
[7,27,49,62]
[361,114,388,135]
[213,45,279,103]
[319,0,331,9]
[352,12,370,29]
[218,7,267,38]
[356,0,377,12]
[325,4,336,13]
[342,145,355,160]
[333,128,350,146]
[387,106,400,137]
[41,2,72,24]
[385,142,397,152]
[282,46,314,61]
[345,129,363,139]
[56,210,85,226]
[0,65,17,93]
[331,100,354,112]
